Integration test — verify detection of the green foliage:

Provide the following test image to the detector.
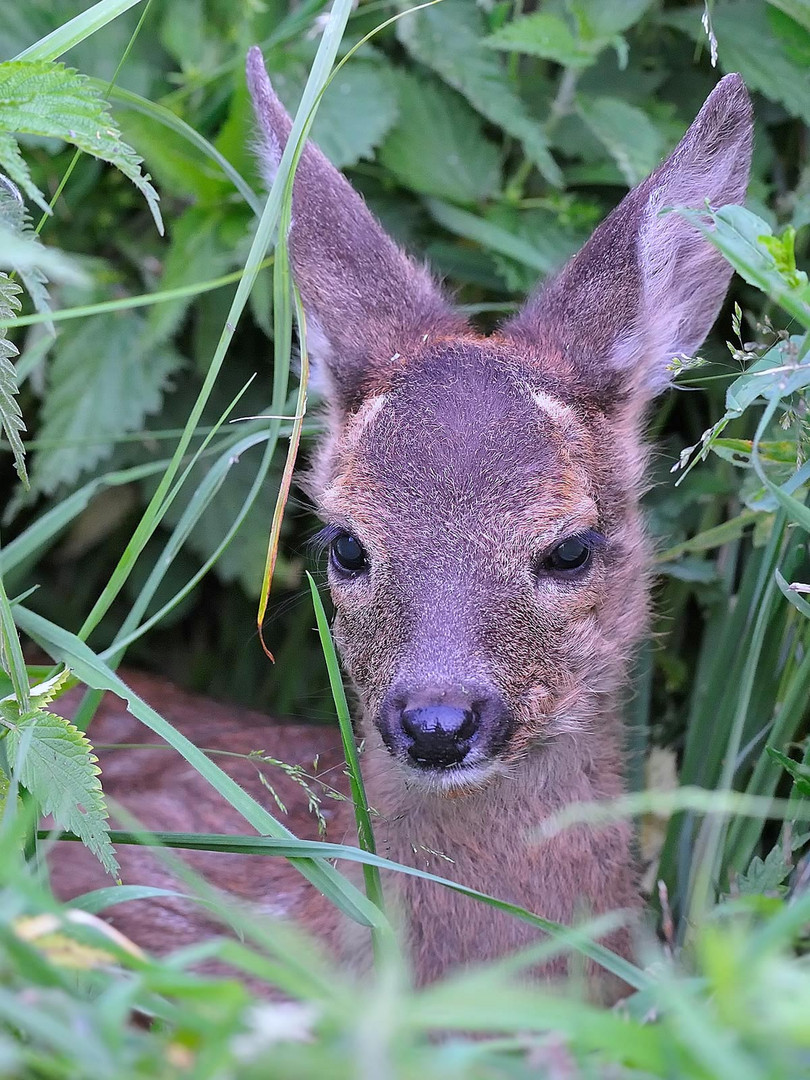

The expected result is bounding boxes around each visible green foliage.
[0,0,808,1074]
[0,273,25,486]
[274,57,399,169]
[378,73,501,202]
[1,701,118,878]
[31,313,183,495]
[0,59,161,227]
[396,0,562,184]
[577,94,663,185]
[666,2,810,126]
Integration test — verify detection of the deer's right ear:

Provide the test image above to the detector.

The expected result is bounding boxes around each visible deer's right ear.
[246,48,464,413]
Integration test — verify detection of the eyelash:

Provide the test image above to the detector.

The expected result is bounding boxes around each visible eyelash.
[309,523,344,557]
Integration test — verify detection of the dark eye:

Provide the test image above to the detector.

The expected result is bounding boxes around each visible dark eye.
[330,532,368,576]
[542,536,593,576]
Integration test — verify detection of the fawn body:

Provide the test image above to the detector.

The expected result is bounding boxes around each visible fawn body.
[50,55,753,996]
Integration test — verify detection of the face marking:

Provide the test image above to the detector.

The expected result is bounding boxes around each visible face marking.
[344,393,389,447]
[529,388,580,434]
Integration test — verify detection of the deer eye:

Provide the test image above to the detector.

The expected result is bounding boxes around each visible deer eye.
[541,535,594,576]
[330,532,368,576]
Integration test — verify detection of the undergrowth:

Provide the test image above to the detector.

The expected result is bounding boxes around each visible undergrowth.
[0,1,809,1076]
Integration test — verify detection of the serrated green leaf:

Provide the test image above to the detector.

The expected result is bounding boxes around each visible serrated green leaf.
[396,0,562,186]
[484,12,600,67]
[1,706,118,877]
[0,668,72,710]
[274,59,399,170]
[31,313,183,495]
[29,668,73,709]
[378,74,500,203]
[577,96,664,186]
[0,272,27,486]
[767,745,810,795]
[0,60,161,231]
[0,178,86,334]
[737,843,793,895]
[664,3,810,127]
[571,0,655,39]
[678,206,810,329]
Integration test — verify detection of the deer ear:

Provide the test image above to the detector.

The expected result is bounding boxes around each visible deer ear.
[504,74,753,405]
[246,48,464,411]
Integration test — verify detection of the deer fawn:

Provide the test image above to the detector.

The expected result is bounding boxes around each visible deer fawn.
[50,54,753,999]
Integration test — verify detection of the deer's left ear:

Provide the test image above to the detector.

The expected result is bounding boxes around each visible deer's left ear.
[504,74,753,404]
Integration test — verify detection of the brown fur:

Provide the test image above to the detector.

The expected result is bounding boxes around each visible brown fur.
[49,57,753,1001]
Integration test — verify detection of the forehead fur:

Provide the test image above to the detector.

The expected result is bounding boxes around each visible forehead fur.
[320,338,606,540]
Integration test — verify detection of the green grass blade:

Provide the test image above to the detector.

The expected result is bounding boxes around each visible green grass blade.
[0,262,273,331]
[15,606,386,931]
[72,0,356,648]
[12,0,146,61]
[50,826,649,991]
[307,572,385,918]
[0,560,29,713]
[102,84,263,214]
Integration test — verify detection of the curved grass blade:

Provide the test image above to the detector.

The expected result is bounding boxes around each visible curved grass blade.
[15,606,385,932]
[12,0,146,62]
[50,825,649,991]
[307,571,384,918]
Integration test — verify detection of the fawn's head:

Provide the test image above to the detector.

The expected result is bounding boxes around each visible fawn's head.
[248,51,752,793]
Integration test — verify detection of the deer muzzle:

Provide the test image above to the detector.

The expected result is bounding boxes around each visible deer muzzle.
[378,684,514,778]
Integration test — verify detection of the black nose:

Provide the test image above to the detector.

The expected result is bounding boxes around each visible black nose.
[400,705,479,769]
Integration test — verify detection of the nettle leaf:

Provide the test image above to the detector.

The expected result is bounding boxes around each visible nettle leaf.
[0,60,161,230]
[737,843,792,896]
[378,74,500,203]
[577,96,664,186]
[1,704,118,878]
[31,312,183,495]
[0,176,85,332]
[484,11,603,67]
[0,271,27,486]
[273,59,399,170]
[665,3,810,127]
[570,0,656,40]
[396,0,562,186]
[29,667,73,709]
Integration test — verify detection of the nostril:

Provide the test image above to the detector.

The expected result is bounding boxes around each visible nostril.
[401,706,475,740]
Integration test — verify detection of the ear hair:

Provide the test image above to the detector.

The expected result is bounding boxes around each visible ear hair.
[246,47,466,413]
[504,74,753,405]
